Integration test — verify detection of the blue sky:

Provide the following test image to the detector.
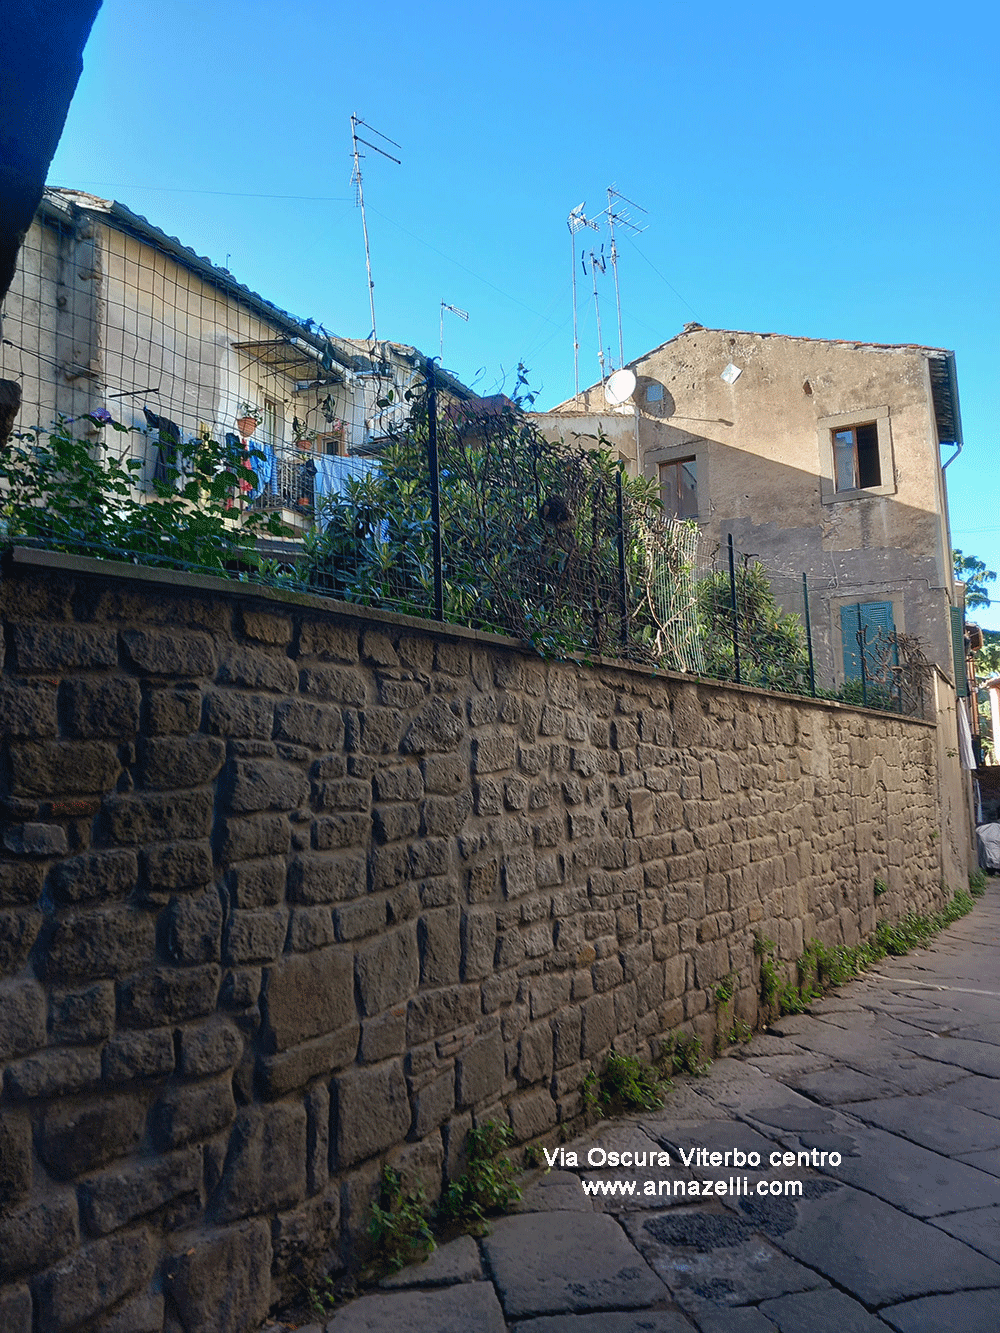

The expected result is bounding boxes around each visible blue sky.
[48,0,999,627]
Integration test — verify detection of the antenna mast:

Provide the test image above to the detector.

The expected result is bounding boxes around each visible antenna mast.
[567,204,599,398]
[585,247,608,386]
[605,185,647,371]
[350,113,401,343]
[439,301,469,359]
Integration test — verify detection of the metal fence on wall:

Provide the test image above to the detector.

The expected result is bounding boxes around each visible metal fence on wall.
[2,357,933,720]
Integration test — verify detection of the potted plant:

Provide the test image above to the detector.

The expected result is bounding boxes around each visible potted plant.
[235,401,260,438]
[292,415,315,451]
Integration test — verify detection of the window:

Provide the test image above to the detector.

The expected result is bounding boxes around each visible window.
[841,601,896,681]
[659,457,698,519]
[833,422,880,490]
[819,407,894,502]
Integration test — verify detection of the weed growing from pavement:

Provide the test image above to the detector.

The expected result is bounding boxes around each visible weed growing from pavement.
[438,1121,522,1230]
[369,1165,437,1272]
[755,877,985,1017]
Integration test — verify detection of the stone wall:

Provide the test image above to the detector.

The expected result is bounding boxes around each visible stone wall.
[0,549,945,1333]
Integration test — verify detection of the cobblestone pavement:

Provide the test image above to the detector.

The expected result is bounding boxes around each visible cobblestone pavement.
[271,883,1000,1333]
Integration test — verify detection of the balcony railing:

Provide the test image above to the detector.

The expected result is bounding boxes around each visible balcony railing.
[244,441,376,518]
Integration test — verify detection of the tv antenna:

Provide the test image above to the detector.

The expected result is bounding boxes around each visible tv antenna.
[583,246,608,385]
[350,113,401,343]
[604,185,647,371]
[439,301,469,359]
[567,203,600,398]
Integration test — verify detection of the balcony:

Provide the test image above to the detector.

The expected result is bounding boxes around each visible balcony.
[245,441,376,523]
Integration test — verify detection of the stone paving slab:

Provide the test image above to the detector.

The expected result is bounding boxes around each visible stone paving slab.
[378,1234,482,1288]
[955,1147,1000,1179]
[739,1181,1000,1306]
[837,1053,967,1096]
[510,1311,695,1332]
[323,1280,506,1331]
[515,1169,597,1214]
[688,1309,778,1333]
[757,1287,889,1331]
[924,1073,1000,1118]
[846,1094,1000,1155]
[480,1211,669,1318]
[929,1203,1000,1262]
[621,1207,828,1312]
[878,1289,1000,1333]
[784,1066,895,1105]
[894,1034,1000,1078]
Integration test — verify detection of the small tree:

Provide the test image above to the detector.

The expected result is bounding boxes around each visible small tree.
[954,549,996,609]
[697,561,810,691]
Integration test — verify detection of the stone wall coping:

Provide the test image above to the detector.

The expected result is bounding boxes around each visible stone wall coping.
[4,544,934,728]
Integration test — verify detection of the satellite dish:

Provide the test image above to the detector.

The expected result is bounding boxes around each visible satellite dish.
[604,368,636,406]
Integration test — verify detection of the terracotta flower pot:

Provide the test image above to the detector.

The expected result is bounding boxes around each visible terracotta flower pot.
[236,416,259,438]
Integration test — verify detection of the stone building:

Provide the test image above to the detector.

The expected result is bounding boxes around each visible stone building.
[0,188,470,531]
[535,325,966,692]
[533,324,974,885]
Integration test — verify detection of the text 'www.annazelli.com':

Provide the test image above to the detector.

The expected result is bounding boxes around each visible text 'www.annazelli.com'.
[580,1177,804,1199]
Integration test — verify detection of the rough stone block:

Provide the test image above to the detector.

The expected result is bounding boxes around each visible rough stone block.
[9,740,120,797]
[518,1022,554,1084]
[335,1060,411,1167]
[117,963,221,1027]
[147,683,202,735]
[178,1018,243,1078]
[407,986,481,1044]
[2,821,69,858]
[355,926,420,1016]
[581,992,616,1057]
[298,622,359,662]
[122,627,216,676]
[0,862,44,908]
[455,1029,504,1108]
[162,890,223,964]
[509,1088,558,1139]
[257,1026,359,1099]
[217,813,290,861]
[48,850,138,908]
[373,802,420,844]
[43,904,155,983]
[217,645,298,693]
[225,857,284,909]
[359,1006,407,1063]
[88,1285,163,1333]
[102,1028,174,1083]
[401,698,464,755]
[263,946,355,1052]
[164,1219,272,1333]
[140,736,225,790]
[213,1101,307,1221]
[227,759,308,814]
[12,623,116,671]
[62,676,141,740]
[287,852,366,905]
[0,678,58,737]
[422,754,466,795]
[49,981,116,1045]
[32,1227,154,1332]
[239,608,292,644]
[152,1076,237,1150]
[203,688,274,739]
[298,664,367,704]
[0,1110,32,1206]
[286,905,337,952]
[313,778,371,812]
[141,840,214,895]
[418,907,461,986]
[305,1081,330,1195]
[0,907,40,975]
[103,789,213,845]
[39,1095,145,1180]
[0,1193,78,1280]
[224,907,286,965]
[460,907,497,981]
[0,1282,31,1333]
[274,699,344,749]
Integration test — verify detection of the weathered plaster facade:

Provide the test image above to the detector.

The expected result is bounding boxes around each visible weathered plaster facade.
[536,326,963,686]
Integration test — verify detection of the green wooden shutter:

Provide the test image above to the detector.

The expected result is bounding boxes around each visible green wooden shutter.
[950,605,968,697]
[841,601,895,681]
